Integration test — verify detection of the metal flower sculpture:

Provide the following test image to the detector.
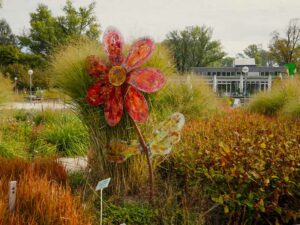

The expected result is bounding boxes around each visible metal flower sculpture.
[85,27,183,204]
[86,27,166,127]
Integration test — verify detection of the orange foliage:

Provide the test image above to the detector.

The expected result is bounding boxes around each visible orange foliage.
[163,110,300,224]
[0,158,93,225]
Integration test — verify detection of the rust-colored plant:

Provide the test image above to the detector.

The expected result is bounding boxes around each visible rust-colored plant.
[162,110,300,224]
[0,158,93,225]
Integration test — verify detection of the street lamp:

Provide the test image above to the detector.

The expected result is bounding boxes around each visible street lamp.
[14,77,18,94]
[242,66,249,97]
[28,69,33,102]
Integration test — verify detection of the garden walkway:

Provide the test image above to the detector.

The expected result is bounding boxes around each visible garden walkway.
[58,157,88,172]
[1,101,73,110]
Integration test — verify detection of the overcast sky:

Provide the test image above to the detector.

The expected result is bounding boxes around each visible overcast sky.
[0,0,299,56]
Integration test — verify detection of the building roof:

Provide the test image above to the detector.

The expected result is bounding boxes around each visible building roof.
[233,58,256,67]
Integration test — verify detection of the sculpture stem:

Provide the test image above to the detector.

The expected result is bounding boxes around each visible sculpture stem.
[132,119,154,205]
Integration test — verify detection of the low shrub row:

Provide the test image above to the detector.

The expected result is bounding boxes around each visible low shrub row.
[161,110,300,224]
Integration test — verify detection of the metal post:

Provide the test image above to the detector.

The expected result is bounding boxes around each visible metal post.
[28,69,33,103]
[30,74,32,102]
[14,77,17,94]
[100,189,103,225]
[244,73,248,96]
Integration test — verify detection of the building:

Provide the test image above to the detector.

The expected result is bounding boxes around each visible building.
[192,58,286,96]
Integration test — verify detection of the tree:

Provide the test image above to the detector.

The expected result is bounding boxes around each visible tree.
[269,18,300,65]
[242,44,272,66]
[19,1,100,58]
[0,19,17,45]
[0,45,20,66]
[165,26,225,72]
[58,1,100,40]
[244,44,260,58]
[220,57,234,67]
[18,4,63,57]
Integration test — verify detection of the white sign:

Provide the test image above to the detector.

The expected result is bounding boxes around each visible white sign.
[242,66,249,74]
[96,178,111,191]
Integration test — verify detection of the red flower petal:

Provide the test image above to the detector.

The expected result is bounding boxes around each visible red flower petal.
[127,68,166,93]
[86,55,109,78]
[104,87,123,126]
[86,79,111,106]
[103,27,124,66]
[123,38,154,72]
[125,86,149,122]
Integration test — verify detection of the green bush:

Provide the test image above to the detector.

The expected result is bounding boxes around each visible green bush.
[0,109,89,158]
[14,109,32,122]
[32,110,58,125]
[33,113,89,157]
[102,202,156,225]
[0,142,27,159]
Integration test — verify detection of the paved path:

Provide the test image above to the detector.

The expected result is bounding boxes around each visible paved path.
[57,157,88,172]
[1,101,73,110]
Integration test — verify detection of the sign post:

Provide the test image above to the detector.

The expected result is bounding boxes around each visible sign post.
[96,178,111,225]
[9,181,17,212]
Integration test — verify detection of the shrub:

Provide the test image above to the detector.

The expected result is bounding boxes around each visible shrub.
[162,110,300,224]
[32,110,58,125]
[102,201,156,225]
[14,109,33,122]
[249,77,300,116]
[35,115,89,157]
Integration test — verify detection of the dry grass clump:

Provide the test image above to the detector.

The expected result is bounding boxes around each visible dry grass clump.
[0,74,13,104]
[0,157,93,225]
[249,77,300,118]
[0,157,68,188]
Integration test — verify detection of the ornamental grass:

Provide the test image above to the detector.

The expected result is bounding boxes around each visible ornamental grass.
[0,158,93,225]
[249,76,300,118]
[0,74,13,105]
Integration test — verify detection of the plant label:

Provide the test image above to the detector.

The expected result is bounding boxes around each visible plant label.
[96,178,111,191]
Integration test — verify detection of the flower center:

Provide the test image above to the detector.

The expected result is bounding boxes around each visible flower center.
[108,66,126,86]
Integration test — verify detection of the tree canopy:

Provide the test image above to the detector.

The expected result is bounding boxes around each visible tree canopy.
[242,44,272,66]
[269,18,300,65]
[18,0,100,58]
[165,26,225,72]
[0,19,17,46]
